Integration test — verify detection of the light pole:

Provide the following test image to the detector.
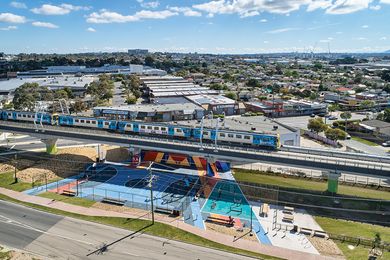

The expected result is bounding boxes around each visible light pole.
[199,116,205,151]
[214,117,219,152]
[13,152,18,183]
[147,162,155,224]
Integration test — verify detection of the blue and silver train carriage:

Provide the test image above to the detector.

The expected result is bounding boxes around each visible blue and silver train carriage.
[0,109,280,150]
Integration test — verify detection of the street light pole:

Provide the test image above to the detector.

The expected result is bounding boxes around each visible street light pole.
[13,152,18,183]
[200,116,204,150]
[148,162,155,224]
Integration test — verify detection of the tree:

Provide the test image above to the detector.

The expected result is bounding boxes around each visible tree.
[307,118,327,133]
[360,100,375,110]
[87,77,114,105]
[325,128,347,141]
[340,111,352,132]
[225,92,237,100]
[328,104,339,114]
[381,70,390,82]
[125,95,137,104]
[12,83,41,111]
[63,87,74,99]
[70,99,86,113]
[54,89,69,100]
[383,108,390,122]
[247,78,260,88]
[145,56,155,67]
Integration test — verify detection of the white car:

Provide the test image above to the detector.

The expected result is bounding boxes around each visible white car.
[382,141,390,147]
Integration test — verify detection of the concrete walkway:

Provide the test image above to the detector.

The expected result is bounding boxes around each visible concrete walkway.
[0,187,335,260]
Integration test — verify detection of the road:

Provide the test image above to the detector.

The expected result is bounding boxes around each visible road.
[0,200,253,260]
[0,135,88,151]
[112,81,126,106]
[342,139,388,156]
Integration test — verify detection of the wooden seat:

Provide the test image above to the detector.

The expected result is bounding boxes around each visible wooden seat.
[61,190,76,197]
[101,197,126,206]
[154,207,173,215]
[282,214,294,223]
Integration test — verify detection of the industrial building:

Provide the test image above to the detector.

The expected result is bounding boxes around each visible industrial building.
[141,76,219,100]
[185,94,238,116]
[17,64,166,78]
[93,102,204,122]
[128,49,149,55]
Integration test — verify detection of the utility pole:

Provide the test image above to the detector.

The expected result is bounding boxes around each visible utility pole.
[13,152,18,183]
[214,117,219,152]
[199,116,204,151]
[147,162,155,224]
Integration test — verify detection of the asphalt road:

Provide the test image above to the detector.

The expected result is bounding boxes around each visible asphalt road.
[0,136,87,151]
[0,200,254,260]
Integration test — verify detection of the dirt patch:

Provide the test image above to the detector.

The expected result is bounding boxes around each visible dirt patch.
[12,145,130,183]
[205,222,258,242]
[0,246,41,260]
[308,236,344,259]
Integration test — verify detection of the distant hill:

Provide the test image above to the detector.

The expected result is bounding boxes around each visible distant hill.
[385,50,390,53]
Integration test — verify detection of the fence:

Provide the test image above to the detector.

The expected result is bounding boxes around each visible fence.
[304,130,338,147]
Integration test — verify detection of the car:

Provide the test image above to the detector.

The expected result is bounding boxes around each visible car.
[346,134,351,140]
[328,116,338,120]
[310,113,316,118]
[382,141,390,147]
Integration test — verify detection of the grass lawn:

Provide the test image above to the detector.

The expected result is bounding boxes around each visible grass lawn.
[0,172,34,192]
[38,192,96,208]
[233,169,390,200]
[316,216,390,260]
[351,136,378,146]
[0,193,280,260]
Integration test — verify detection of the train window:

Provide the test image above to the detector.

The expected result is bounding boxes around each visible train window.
[92,121,96,124]
[8,113,11,116]
[236,135,242,139]
[80,120,85,123]
[161,127,166,131]
[104,122,109,126]
[86,120,90,124]
[228,134,234,138]
[18,114,21,117]
[22,114,26,118]
[219,133,225,137]
[154,127,159,130]
[141,125,145,129]
[203,132,209,135]
[244,136,251,140]
[75,119,79,123]
[147,126,152,130]
[176,129,182,133]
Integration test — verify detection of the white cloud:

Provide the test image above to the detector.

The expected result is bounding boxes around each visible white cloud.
[140,1,160,9]
[307,0,332,11]
[266,27,299,34]
[32,21,59,29]
[0,13,26,23]
[380,36,387,40]
[326,0,373,15]
[369,5,381,10]
[191,0,377,17]
[10,1,27,9]
[240,10,259,18]
[0,25,18,31]
[87,27,96,32]
[260,18,267,23]
[361,24,369,28]
[31,4,90,15]
[169,7,202,17]
[380,0,390,4]
[86,9,178,23]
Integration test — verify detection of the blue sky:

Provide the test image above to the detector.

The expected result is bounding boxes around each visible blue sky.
[0,0,390,54]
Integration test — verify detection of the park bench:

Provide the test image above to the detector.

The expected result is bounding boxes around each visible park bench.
[282,214,294,223]
[154,207,173,215]
[101,197,126,206]
[61,190,76,197]
[206,215,234,227]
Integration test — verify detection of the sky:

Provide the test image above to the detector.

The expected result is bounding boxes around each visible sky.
[0,0,390,54]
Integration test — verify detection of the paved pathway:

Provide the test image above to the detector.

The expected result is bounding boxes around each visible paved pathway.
[0,188,335,260]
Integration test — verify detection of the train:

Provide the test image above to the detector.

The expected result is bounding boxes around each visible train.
[0,109,280,150]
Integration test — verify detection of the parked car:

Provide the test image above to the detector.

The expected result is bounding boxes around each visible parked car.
[310,113,316,118]
[346,134,351,140]
[382,141,390,147]
[329,116,338,120]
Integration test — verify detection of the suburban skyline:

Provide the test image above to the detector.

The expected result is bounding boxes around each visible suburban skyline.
[1,0,390,54]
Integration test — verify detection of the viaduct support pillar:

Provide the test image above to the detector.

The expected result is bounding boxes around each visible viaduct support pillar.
[327,171,341,193]
[41,138,58,154]
[128,146,141,165]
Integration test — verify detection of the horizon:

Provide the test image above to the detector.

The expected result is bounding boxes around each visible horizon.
[1,0,390,54]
